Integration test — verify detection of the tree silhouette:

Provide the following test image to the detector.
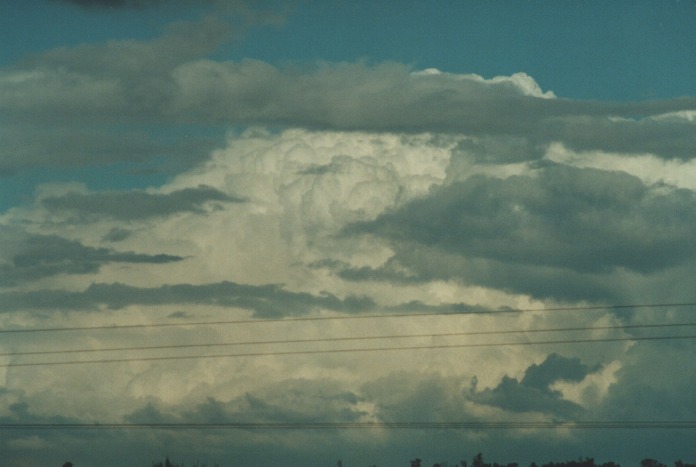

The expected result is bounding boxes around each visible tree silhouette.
[152,457,180,467]
[642,459,667,467]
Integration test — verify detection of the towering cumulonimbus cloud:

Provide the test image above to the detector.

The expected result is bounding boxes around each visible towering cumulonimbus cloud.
[2,5,696,464]
[2,124,696,466]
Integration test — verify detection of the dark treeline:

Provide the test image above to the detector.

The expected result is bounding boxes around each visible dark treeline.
[405,454,696,467]
[148,453,696,467]
[151,457,218,467]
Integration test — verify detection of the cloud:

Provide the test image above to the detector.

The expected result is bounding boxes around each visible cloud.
[180,379,365,424]
[0,401,77,425]
[55,0,182,8]
[469,353,596,418]
[0,280,376,316]
[103,227,132,242]
[0,230,183,287]
[40,185,245,220]
[54,0,269,12]
[361,372,474,424]
[2,123,696,466]
[1,1,695,463]
[345,163,696,301]
[166,62,696,158]
[11,16,231,115]
[0,15,234,174]
[591,342,696,421]
[472,375,582,418]
[3,24,695,175]
[521,353,595,391]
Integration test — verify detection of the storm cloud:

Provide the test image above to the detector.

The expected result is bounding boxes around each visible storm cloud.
[472,353,595,417]
[0,231,183,286]
[0,280,376,316]
[2,3,695,466]
[41,185,245,220]
[56,0,167,8]
[345,163,696,301]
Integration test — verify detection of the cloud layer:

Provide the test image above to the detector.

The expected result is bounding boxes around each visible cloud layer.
[2,18,695,176]
[346,163,696,302]
[40,185,244,220]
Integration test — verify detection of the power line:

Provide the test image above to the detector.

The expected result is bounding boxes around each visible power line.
[1,421,695,430]
[3,321,696,359]
[1,302,694,334]
[3,333,695,369]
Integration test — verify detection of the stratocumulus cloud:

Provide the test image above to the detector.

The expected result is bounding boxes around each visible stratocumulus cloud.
[2,20,695,175]
[40,185,245,220]
[55,0,262,11]
[343,163,696,301]
[0,230,183,286]
[57,0,183,8]
[0,280,376,316]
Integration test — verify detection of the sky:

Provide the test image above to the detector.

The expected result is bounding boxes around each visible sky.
[1,1,696,466]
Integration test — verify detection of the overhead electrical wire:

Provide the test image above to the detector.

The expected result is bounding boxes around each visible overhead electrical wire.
[2,421,696,430]
[1,302,695,334]
[3,333,695,369]
[2,305,695,432]
[2,321,695,359]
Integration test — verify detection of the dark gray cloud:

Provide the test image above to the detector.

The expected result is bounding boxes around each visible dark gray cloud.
[472,375,582,417]
[344,164,696,301]
[0,280,375,316]
[41,185,245,220]
[0,401,78,425]
[521,352,595,391]
[57,0,164,7]
[328,248,623,302]
[471,353,592,417]
[355,165,696,273]
[320,255,620,304]
[161,63,696,159]
[54,0,252,10]
[0,232,182,287]
[3,40,696,174]
[544,113,696,160]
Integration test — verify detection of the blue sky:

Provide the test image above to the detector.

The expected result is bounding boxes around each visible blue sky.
[1,1,696,466]
[232,0,696,100]
[3,1,695,99]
